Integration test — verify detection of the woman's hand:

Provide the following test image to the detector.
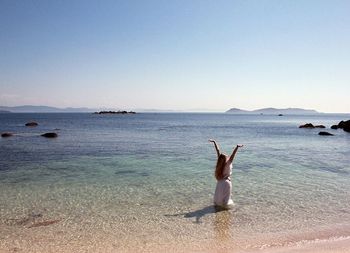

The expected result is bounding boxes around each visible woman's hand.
[209,139,220,157]
[236,144,244,148]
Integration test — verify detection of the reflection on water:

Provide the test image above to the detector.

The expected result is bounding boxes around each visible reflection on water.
[169,205,235,242]
[214,209,233,242]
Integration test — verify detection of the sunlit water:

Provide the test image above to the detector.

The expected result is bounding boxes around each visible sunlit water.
[1,113,350,252]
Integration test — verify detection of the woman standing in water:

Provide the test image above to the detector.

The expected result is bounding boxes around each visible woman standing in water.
[209,139,243,209]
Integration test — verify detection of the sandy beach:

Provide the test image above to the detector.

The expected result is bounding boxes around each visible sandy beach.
[1,220,350,253]
[127,237,350,253]
[1,238,350,253]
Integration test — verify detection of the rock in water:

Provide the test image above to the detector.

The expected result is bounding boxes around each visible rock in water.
[338,121,346,128]
[1,132,13,137]
[318,131,334,136]
[41,132,58,138]
[340,120,350,132]
[315,125,326,128]
[333,120,350,132]
[25,122,38,127]
[299,123,315,128]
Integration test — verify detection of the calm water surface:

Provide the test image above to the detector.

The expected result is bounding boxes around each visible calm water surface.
[1,113,350,252]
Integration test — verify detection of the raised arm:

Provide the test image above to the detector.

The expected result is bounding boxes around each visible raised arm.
[229,144,243,163]
[209,139,220,157]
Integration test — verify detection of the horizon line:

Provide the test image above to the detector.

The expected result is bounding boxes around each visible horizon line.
[1,104,350,114]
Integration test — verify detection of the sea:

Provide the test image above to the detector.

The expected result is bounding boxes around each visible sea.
[1,113,350,252]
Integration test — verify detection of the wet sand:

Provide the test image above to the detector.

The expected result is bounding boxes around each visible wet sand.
[254,237,350,253]
[1,228,350,253]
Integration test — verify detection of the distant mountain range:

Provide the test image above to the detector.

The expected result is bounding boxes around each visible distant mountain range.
[226,107,319,114]
[0,105,184,113]
[0,105,320,114]
[0,110,11,113]
[0,105,98,113]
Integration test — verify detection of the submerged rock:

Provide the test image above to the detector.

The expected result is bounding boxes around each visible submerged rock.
[25,122,38,127]
[28,219,61,228]
[331,125,339,130]
[1,132,13,137]
[318,131,334,136]
[41,132,58,138]
[6,212,43,226]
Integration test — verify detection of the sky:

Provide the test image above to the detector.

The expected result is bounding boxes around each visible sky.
[0,0,349,112]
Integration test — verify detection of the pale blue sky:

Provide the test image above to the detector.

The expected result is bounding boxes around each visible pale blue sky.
[0,0,349,112]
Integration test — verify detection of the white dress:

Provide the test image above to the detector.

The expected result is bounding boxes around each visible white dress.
[214,160,234,209]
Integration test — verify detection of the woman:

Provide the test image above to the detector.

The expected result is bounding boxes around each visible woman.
[209,139,243,209]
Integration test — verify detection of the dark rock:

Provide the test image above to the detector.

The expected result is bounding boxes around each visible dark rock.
[331,125,339,130]
[318,131,334,136]
[95,110,136,114]
[335,120,350,133]
[338,121,346,128]
[338,120,350,128]
[338,120,350,129]
[299,123,315,128]
[41,132,58,138]
[344,125,350,133]
[299,123,326,129]
[25,122,38,127]
[1,132,13,137]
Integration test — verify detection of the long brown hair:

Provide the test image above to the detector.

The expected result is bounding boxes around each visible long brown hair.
[215,154,227,180]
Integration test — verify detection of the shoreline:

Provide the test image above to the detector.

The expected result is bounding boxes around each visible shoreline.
[1,224,350,253]
[252,236,350,253]
[111,235,350,253]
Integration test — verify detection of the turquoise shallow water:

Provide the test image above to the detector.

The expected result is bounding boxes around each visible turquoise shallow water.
[1,113,350,252]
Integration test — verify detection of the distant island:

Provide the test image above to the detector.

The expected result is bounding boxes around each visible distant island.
[94,110,136,114]
[226,107,320,115]
[0,110,11,113]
